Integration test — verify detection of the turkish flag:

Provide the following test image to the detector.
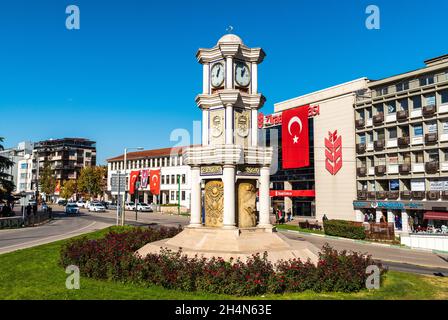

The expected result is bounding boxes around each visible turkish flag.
[150,170,160,195]
[282,105,309,169]
[129,171,140,195]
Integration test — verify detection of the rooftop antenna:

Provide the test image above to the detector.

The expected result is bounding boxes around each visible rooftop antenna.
[226,25,234,33]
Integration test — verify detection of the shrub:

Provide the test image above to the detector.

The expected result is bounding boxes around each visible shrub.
[323,219,366,240]
[60,227,385,296]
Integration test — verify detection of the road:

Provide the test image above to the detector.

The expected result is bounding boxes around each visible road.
[1,207,448,276]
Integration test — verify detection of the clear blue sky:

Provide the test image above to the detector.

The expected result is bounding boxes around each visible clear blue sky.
[1,0,447,164]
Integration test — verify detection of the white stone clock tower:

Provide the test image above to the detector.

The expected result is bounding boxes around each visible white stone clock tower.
[137,34,318,263]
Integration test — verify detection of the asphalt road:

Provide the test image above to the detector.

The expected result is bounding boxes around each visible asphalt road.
[1,207,448,276]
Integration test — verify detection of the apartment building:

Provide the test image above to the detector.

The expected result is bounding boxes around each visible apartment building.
[354,54,448,236]
[107,146,191,208]
[32,138,97,194]
[0,141,33,193]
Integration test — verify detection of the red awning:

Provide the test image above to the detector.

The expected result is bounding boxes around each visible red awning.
[424,211,448,221]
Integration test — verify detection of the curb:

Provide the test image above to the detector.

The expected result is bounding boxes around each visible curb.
[279,229,448,254]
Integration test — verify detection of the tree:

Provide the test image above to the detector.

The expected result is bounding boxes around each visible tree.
[0,137,14,201]
[60,180,77,200]
[77,166,105,199]
[40,161,56,199]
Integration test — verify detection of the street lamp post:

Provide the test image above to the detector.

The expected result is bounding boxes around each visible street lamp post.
[121,147,143,226]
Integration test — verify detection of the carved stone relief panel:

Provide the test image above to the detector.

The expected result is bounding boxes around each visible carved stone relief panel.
[204,180,224,227]
[234,108,251,147]
[237,180,257,228]
[209,108,225,145]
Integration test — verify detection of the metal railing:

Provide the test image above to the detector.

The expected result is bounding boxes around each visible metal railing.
[0,211,52,229]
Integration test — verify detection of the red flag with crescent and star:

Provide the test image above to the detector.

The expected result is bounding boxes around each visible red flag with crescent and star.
[282,105,309,169]
[129,171,140,195]
[149,170,160,195]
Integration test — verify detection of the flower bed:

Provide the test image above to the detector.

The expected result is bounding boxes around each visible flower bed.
[60,227,385,296]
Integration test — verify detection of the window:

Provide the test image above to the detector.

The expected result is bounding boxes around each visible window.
[427,122,437,134]
[389,127,397,139]
[414,124,423,137]
[386,102,396,114]
[441,90,448,104]
[412,96,422,110]
[443,120,448,134]
[428,151,439,162]
[176,174,180,184]
[403,152,411,164]
[420,75,434,86]
[170,192,174,201]
[181,191,186,201]
[161,175,165,185]
[376,87,388,96]
[389,154,398,164]
[442,150,448,162]
[20,173,27,179]
[171,175,175,184]
[20,163,28,169]
[368,132,373,143]
[425,94,436,106]
[176,191,179,200]
[359,134,366,144]
[414,152,424,163]
[182,174,185,184]
[396,82,409,92]
[399,98,408,111]
[375,104,383,114]
[85,152,91,158]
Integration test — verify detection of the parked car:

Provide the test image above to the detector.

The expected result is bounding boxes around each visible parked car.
[57,199,67,206]
[125,202,136,210]
[41,203,49,212]
[88,203,106,212]
[76,200,87,208]
[136,203,153,212]
[65,203,80,214]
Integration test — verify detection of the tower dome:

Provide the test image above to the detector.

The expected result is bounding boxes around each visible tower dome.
[217,34,243,45]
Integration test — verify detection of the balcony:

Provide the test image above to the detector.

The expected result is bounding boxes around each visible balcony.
[425,161,439,174]
[442,191,448,200]
[388,191,399,199]
[399,163,411,174]
[397,110,408,121]
[357,167,367,177]
[427,191,440,201]
[375,165,386,175]
[374,140,385,151]
[376,191,387,200]
[355,118,365,129]
[388,164,399,174]
[412,163,425,173]
[411,191,425,200]
[423,104,436,117]
[401,190,412,199]
[398,136,410,147]
[367,191,376,199]
[373,112,384,125]
[425,133,438,144]
[357,190,367,200]
[356,143,366,154]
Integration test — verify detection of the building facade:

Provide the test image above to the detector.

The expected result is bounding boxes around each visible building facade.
[32,138,97,195]
[107,146,191,208]
[263,78,369,222]
[0,141,34,193]
[354,54,448,235]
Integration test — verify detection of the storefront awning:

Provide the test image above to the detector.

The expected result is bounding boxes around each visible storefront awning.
[424,211,448,221]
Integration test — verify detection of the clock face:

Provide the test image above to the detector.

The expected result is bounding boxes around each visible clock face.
[235,61,250,87]
[210,62,224,88]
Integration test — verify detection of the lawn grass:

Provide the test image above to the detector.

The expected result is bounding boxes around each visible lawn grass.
[0,226,447,300]
[275,223,325,235]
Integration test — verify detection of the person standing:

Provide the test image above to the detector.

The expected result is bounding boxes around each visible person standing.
[287,208,292,222]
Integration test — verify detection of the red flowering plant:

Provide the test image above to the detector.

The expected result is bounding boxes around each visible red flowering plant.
[60,228,386,296]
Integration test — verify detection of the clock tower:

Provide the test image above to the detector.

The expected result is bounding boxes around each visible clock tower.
[137,34,318,264]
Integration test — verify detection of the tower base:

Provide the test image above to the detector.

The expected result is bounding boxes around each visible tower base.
[136,226,320,264]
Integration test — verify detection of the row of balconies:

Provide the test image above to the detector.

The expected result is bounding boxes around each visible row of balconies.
[357,161,440,176]
[355,105,438,129]
[357,190,448,201]
[356,133,438,153]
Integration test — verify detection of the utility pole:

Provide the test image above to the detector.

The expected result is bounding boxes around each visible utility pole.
[121,147,143,226]
[116,170,121,226]
[178,174,181,215]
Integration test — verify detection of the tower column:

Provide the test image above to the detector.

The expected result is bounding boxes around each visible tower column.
[225,56,233,89]
[203,63,209,94]
[251,109,258,146]
[258,166,271,227]
[202,109,209,145]
[189,166,202,227]
[225,104,233,144]
[223,165,236,228]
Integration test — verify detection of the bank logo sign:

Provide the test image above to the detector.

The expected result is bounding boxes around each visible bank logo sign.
[325,130,342,175]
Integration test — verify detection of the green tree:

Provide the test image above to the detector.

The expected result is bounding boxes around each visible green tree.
[40,161,56,199]
[0,137,14,201]
[60,180,77,200]
[78,166,105,199]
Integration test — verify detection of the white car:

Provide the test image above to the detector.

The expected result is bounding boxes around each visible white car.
[76,200,87,208]
[88,203,106,212]
[136,203,153,212]
[125,202,136,210]
[65,203,80,214]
